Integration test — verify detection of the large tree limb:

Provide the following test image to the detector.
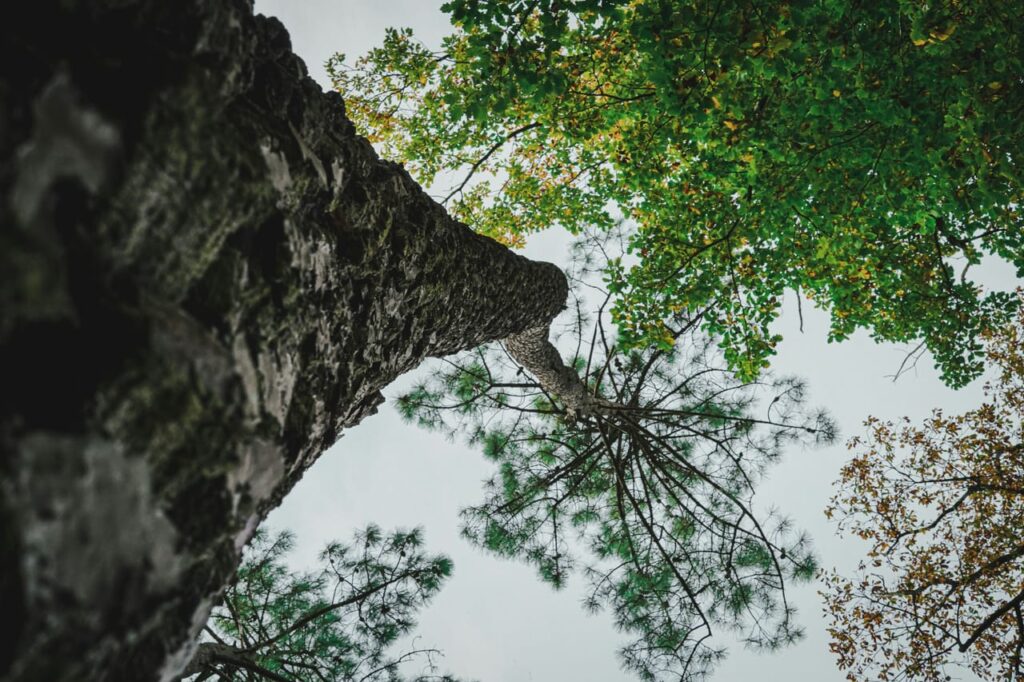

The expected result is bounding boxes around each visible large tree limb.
[504,323,611,420]
[178,643,292,682]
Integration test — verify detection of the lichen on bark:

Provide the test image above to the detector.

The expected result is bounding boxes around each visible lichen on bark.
[0,1,567,680]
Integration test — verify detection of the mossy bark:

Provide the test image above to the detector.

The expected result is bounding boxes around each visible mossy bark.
[0,1,567,680]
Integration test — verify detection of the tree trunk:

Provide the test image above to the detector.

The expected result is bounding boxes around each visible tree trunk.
[0,1,566,680]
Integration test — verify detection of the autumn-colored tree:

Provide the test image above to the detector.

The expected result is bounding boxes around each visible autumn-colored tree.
[180,527,461,682]
[398,236,834,681]
[823,299,1024,681]
[331,0,1023,386]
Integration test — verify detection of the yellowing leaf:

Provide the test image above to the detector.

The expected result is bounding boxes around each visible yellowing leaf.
[912,37,929,47]
[723,120,738,131]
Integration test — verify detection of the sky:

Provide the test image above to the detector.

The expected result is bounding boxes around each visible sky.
[253,2,1017,681]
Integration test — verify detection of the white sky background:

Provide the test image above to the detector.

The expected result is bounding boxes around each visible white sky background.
[253,2,1018,680]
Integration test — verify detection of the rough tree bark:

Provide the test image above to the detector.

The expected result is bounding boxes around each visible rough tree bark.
[505,323,612,419]
[0,1,568,680]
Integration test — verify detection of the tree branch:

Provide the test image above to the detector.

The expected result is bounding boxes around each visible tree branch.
[443,122,541,204]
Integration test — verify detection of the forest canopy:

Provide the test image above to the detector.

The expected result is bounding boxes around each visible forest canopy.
[319,2,1024,680]
[331,0,1024,387]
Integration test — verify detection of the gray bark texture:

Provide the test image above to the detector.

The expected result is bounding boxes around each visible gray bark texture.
[505,324,611,419]
[0,1,567,680]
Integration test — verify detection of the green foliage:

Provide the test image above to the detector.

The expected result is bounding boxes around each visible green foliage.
[331,0,1024,387]
[194,526,460,682]
[396,242,834,681]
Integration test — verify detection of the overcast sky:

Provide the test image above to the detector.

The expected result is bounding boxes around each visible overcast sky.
[253,3,1016,681]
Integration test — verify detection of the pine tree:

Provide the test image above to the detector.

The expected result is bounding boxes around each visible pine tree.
[397,233,835,681]
[1,3,573,679]
[180,526,462,682]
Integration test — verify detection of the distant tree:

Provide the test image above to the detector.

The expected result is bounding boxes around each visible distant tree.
[823,298,1024,681]
[398,235,834,681]
[331,0,1023,387]
[179,527,460,682]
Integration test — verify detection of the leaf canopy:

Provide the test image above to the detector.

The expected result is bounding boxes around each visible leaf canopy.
[332,0,1023,387]
[824,296,1024,681]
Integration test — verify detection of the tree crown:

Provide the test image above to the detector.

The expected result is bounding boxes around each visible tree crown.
[332,0,1023,387]
[824,294,1024,681]
[398,236,834,681]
